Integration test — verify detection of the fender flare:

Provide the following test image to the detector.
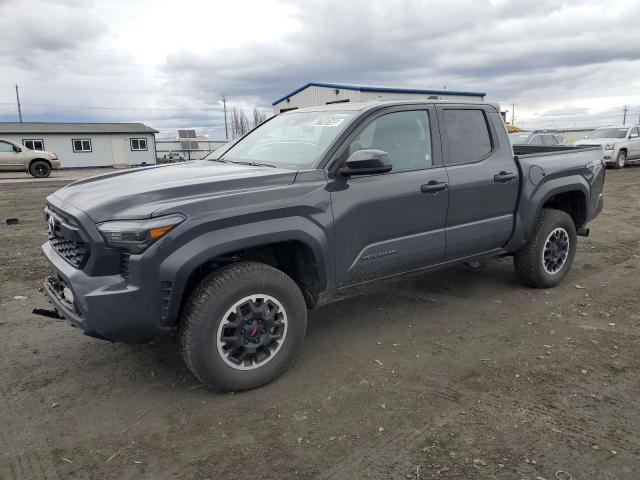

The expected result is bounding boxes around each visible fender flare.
[158,216,332,325]
[506,175,590,252]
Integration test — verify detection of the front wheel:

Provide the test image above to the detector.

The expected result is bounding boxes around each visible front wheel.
[614,150,626,169]
[29,160,51,178]
[514,209,577,288]
[178,261,307,392]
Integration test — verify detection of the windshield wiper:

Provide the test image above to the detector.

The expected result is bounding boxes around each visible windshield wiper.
[225,160,277,168]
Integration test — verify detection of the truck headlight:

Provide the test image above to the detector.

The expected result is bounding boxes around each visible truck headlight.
[96,214,185,253]
[604,144,614,150]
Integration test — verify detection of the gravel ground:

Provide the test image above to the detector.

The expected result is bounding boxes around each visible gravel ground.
[1,166,639,480]
[0,168,114,185]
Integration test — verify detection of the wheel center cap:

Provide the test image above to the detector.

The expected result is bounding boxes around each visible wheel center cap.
[248,325,259,338]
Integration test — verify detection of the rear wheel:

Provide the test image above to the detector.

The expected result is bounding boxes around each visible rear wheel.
[614,150,626,169]
[29,160,51,178]
[178,261,307,392]
[514,209,577,288]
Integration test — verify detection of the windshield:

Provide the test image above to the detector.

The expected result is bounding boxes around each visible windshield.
[508,133,531,144]
[211,111,355,169]
[587,127,628,139]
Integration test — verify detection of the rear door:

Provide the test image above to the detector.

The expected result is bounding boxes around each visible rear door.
[437,106,519,260]
[330,106,449,287]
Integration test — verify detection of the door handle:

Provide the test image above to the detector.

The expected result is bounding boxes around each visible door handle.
[421,181,448,194]
[494,171,517,183]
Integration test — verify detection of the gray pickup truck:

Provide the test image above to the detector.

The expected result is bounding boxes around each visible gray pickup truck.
[41,101,604,391]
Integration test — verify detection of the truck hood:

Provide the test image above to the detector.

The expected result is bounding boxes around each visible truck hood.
[48,160,297,222]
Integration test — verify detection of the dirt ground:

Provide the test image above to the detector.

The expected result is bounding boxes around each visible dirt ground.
[1,167,639,480]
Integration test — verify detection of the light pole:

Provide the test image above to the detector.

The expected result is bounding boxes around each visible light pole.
[15,84,23,123]
[222,93,229,141]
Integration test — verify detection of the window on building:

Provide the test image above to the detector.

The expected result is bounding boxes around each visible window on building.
[130,138,148,151]
[23,139,45,151]
[348,110,432,172]
[443,109,492,164]
[72,139,92,152]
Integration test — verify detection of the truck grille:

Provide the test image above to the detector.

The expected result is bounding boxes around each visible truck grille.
[46,208,89,268]
[49,235,88,268]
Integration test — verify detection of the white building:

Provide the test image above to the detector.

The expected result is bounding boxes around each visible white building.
[156,130,228,161]
[0,122,158,168]
[272,82,486,113]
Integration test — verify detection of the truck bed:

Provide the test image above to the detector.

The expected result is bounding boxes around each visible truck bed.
[513,144,602,158]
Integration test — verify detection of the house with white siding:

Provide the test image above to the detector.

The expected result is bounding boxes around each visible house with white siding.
[0,122,158,168]
[272,82,486,113]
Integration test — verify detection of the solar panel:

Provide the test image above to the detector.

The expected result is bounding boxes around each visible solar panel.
[179,140,199,150]
[178,129,197,139]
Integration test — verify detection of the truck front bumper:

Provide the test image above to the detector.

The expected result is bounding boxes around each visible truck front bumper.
[42,241,169,343]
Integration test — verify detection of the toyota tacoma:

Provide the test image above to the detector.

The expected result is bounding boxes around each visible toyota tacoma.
[41,100,605,391]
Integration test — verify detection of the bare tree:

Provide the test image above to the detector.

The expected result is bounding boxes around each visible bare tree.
[231,108,250,138]
[252,107,267,128]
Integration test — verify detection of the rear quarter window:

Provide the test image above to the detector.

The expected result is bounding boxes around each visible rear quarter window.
[443,109,492,164]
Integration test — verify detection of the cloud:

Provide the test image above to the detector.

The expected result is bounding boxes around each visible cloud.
[1,0,640,135]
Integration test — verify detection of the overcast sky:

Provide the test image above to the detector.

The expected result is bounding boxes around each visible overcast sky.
[1,0,639,138]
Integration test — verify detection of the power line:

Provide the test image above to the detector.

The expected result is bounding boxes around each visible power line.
[0,101,223,112]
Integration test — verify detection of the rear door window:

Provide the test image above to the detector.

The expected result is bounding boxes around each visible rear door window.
[442,109,492,164]
[542,135,556,145]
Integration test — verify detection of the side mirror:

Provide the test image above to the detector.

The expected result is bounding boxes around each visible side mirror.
[12,145,21,153]
[339,149,392,177]
[583,135,588,139]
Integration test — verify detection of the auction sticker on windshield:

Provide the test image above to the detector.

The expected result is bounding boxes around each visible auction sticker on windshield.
[311,118,345,127]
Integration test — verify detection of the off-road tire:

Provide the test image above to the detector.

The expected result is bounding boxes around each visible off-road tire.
[178,261,307,392]
[514,209,577,288]
[29,160,51,178]
[614,150,626,169]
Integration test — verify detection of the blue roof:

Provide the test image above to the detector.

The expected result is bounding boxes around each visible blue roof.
[272,82,486,106]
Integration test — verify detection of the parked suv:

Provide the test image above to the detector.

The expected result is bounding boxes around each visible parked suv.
[41,101,604,391]
[0,138,60,177]
[575,126,640,168]
[509,130,568,146]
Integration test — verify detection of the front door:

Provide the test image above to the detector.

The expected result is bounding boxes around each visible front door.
[437,106,519,260]
[0,140,24,171]
[330,107,449,288]
[629,127,640,159]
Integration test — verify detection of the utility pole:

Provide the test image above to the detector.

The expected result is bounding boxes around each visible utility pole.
[221,93,228,141]
[15,84,23,123]
[623,105,628,126]
[511,103,516,125]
